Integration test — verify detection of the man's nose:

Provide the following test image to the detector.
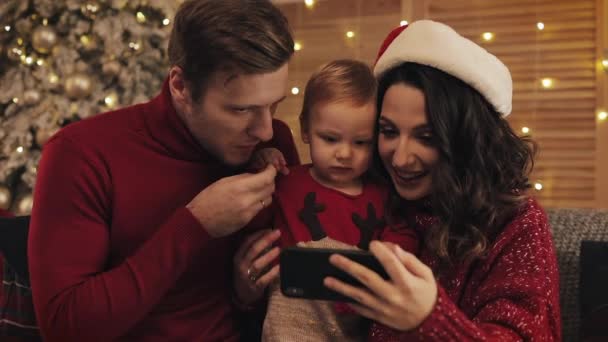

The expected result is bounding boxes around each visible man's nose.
[249,108,273,142]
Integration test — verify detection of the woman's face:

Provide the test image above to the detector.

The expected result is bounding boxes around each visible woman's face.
[377,83,439,201]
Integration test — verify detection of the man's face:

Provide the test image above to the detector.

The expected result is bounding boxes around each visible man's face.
[179,64,289,166]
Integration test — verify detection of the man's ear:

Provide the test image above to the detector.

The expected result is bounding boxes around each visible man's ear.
[299,116,310,144]
[168,66,192,115]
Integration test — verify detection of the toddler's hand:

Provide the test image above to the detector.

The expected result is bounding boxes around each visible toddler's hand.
[250,148,290,175]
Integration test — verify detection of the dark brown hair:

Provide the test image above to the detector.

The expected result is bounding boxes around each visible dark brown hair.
[375,62,536,270]
[300,59,377,133]
[168,0,294,101]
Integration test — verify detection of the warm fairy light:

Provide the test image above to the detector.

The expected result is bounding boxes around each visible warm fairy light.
[24,56,34,65]
[541,78,554,88]
[16,146,24,153]
[482,32,494,41]
[48,73,59,84]
[129,41,141,50]
[162,18,171,26]
[294,42,302,51]
[42,18,48,26]
[346,31,355,38]
[602,59,608,69]
[104,93,118,108]
[291,87,300,95]
[80,35,91,45]
[522,127,530,134]
[304,0,314,8]
[12,47,23,56]
[36,59,44,66]
[400,20,408,26]
[136,12,146,23]
[17,38,23,45]
[12,97,19,104]
[4,26,10,32]
[598,111,608,121]
[537,22,545,30]
[534,182,543,191]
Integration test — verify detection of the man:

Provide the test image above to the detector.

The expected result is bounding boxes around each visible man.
[28,1,298,341]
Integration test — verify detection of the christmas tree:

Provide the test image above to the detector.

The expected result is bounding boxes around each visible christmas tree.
[0,0,178,214]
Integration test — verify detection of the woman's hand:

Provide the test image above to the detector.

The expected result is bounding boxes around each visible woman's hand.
[324,241,437,331]
[233,229,281,306]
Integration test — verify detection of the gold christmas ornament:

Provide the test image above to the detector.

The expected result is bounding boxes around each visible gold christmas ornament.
[35,127,59,147]
[32,26,58,54]
[0,186,11,210]
[102,60,121,77]
[64,73,93,99]
[16,193,34,215]
[80,34,100,52]
[23,89,42,106]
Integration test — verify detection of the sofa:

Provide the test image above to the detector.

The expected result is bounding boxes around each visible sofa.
[1,209,607,341]
[547,208,608,342]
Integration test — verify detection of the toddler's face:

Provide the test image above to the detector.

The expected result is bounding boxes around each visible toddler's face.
[302,100,376,194]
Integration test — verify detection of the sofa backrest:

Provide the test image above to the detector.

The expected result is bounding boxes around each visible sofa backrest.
[547,208,608,342]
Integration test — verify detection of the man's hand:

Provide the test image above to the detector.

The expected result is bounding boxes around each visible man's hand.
[233,229,281,306]
[186,164,277,237]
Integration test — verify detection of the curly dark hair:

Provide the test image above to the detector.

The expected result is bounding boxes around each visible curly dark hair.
[374,62,536,269]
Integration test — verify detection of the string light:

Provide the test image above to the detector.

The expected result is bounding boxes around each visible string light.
[346,31,355,38]
[536,22,545,30]
[602,59,608,69]
[128,41,141,51]
[541,78,554,88]
[400,20,408,26]
[12,97,19,104]
[16,146,24,153]
[294,42,302,51]
[522,126,530,134]
[16,38,23,45]
[4,26,10,32]
[162,18,171,26]
[48,73,59,84]
[36,59,45,66]
[304,0,314,8]
[534,182,543,191]
[598,111,608,121]
[42,18,48,26]
[136,11,146,23]
[104,93,118,108]
[482,32,494,41]
[291,87,300,95]
[24,56,34,65]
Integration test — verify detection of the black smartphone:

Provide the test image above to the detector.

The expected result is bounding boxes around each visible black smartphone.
[280,246,389,302]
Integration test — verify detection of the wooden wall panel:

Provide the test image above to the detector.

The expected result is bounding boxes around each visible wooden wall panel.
[428,0,599,208]
[276,0,606,208]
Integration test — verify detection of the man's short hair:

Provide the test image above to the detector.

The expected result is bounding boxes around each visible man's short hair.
[168,0,294,101]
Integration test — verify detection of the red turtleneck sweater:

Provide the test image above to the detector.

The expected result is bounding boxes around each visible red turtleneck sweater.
[369,197,562,341]
[28,82,299,342]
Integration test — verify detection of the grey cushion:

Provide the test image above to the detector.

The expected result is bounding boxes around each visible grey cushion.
[547,208,608,342]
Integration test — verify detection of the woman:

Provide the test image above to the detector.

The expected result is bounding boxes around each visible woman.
[323,20,562,341]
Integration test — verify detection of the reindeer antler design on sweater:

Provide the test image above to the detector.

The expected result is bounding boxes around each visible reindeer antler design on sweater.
[352,203,385,250]
[297,192,327,240]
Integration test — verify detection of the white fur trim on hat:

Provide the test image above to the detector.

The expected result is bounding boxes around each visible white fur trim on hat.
[373,20,513,116]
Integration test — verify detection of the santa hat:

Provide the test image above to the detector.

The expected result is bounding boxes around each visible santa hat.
[373,20,512,116]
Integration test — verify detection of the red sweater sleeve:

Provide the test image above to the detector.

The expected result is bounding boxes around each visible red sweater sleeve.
[372,201,561,341]
[28,135,212,341]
